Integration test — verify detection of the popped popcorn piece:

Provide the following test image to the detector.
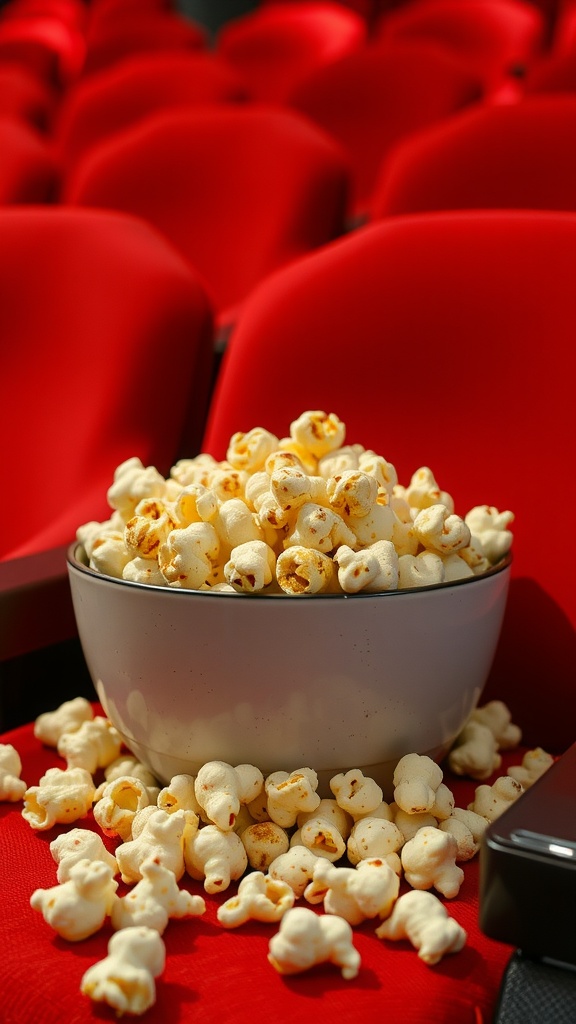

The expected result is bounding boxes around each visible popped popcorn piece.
[217,871,295,928]
[224,540,276,592]
[22,766,96,830]
[326,469,379,518]
[265,768,321,828]
[392,807,439,842]
[268,847,320,898]
[305,857,400,925]
[57,716,123,774]
[275,545,336,594]
[240,821,290,870]
[430,782,456,821]
[50,827,118,883]
[157,774,203,817]
[465,505,515,563]
[194,761,265,831]
[468,775,524,822]
[81,926,165,1016]
[317,444,364,478]
[334,540,399,593]
[403,467,454,513]
[93,775,155,841]
[297,798,353,840]
[269,466,328,512]
[122,556,167,585]
[158,522,219,589]
[330,770,383,820]
[441,553,475,582]
[398,551,445,589]
[184,823,248,894]
[107,458,166,519]
[111,856,205,934]
[124,498,178,559]
[507,748,554,788]
[172,481,219,525]
[209,466,249,503]
[34,696,94,747]
[289,411,345,459]
[284,502,356,554]
[470,699,522,750]
[116,808,192,883]
[358,450,398,495]
[214,497,265,549]
[170,453,219,488]
[0,743,26,801]
[401,826,464,898]
[375,890,466,965]
[89,531,132,578]
[95,755,159,802]
[268,906,360,979]
[346,817,404,867]
[227,427,280,472]
[77,512,125,558]
[343,502,398,547]
[296,814,347,862]
[393,754,444,815]
[30,858,118,941]
[448,720,502,780]
[438,809,487,862]
[413,504,471,554]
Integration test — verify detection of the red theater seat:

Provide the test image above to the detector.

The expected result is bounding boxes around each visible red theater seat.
[203,210,576,754]
[0,61,57,131]
[62,104,351,329]
[54,49,248,170]
[0,10,86,87]
[81,10,207,77]
[369,94,576,218]
[0,206,215,563]
[215,1,367,102]
[287,40,483,221]
[0,116,59,202]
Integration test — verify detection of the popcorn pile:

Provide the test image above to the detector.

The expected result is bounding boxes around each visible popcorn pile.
[1,696,555,1016]
[77,410,514,595]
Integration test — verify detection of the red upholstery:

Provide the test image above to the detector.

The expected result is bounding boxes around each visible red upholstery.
[369,95,576,218]
[215,1,367,102]
[0,115,59,201]
[523,47,576,92]
[0,10,86,87]
[0,206,215,562]
[54,50,248,171]
[374,0,546,95]
[81,10,207,77]
[202,210,576,753]
[287,40,483,221]
[0,61,57,131]
[0,712,537,1024]
[62,104,351,328]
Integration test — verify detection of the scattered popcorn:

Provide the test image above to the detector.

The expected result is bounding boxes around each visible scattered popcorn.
[111,856,206,934]
[240,821,290,870]
[469,700,522,750]
[270,904,362,979]
[375,890,467,965]
[184,823,248,894]
[116,808,193,884]
[94,775,156,841]
[265,768,321,828]
[268,846,320,898]
[33,697,94,748]
[81,926,165,1016]
[304,857,400,926]
[56,716,123,774]
[0,743,26,801]
[194,760,264,831]
[330,769,383,819]
[448,720,502,781]
[30,858,118,941]
[297,798,353,839]
[22,766,96,830]
[507,748,554,788]
[393,753,444,815]
[346,817,404,868]
[157,773,203,817]
[50,827,118,883]
[217,871,295,928]
[468,775,524,822]
[94,755,160,802]
[392,807,439,842]
[295,814,347,862]
[77,411,513,596]
[401,826,464,898]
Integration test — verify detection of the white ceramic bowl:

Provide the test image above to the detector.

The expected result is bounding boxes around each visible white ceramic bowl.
[67,544,511,797]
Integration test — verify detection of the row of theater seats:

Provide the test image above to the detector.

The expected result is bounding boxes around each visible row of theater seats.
[1,0,575,732]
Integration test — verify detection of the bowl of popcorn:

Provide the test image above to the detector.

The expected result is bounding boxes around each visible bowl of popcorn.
[67,410,513,797]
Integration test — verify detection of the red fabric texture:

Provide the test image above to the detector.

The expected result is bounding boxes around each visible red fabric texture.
[201,210,576,752]
[0,115,59,202]
[0,206,215,561]
[0,713,528,1024]
[369,95,576,218]
[62,104,351,326]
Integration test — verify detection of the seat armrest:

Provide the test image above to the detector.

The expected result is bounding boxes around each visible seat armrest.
[0,544,77,661]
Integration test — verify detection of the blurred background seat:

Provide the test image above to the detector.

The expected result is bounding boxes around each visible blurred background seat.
[0,115,59,201]
[286,39,484,223]
[372,0,546,99]
[202,209,576,754]
[0,3,86,88]
[61,103,351,334]
[79,6,207,78]
[368,93,576,218]
[0,60,58,131]
[214,0,367,102]
[53,49,248,172]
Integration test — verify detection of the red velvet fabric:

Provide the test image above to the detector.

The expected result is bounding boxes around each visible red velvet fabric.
[0,115,59,201]
[369,95,576,218]
[201,211,576,753]
[0,206,215,561]
[62,104,351,327]
[0,713,531,1024]
[80,11,207,78]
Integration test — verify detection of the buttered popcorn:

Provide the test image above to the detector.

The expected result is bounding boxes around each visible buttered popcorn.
[76,411,513,594]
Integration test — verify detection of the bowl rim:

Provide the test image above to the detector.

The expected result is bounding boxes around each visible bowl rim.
[67,542,512,601]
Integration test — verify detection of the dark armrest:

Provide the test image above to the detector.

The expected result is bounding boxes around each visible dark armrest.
[0,544,77,661]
